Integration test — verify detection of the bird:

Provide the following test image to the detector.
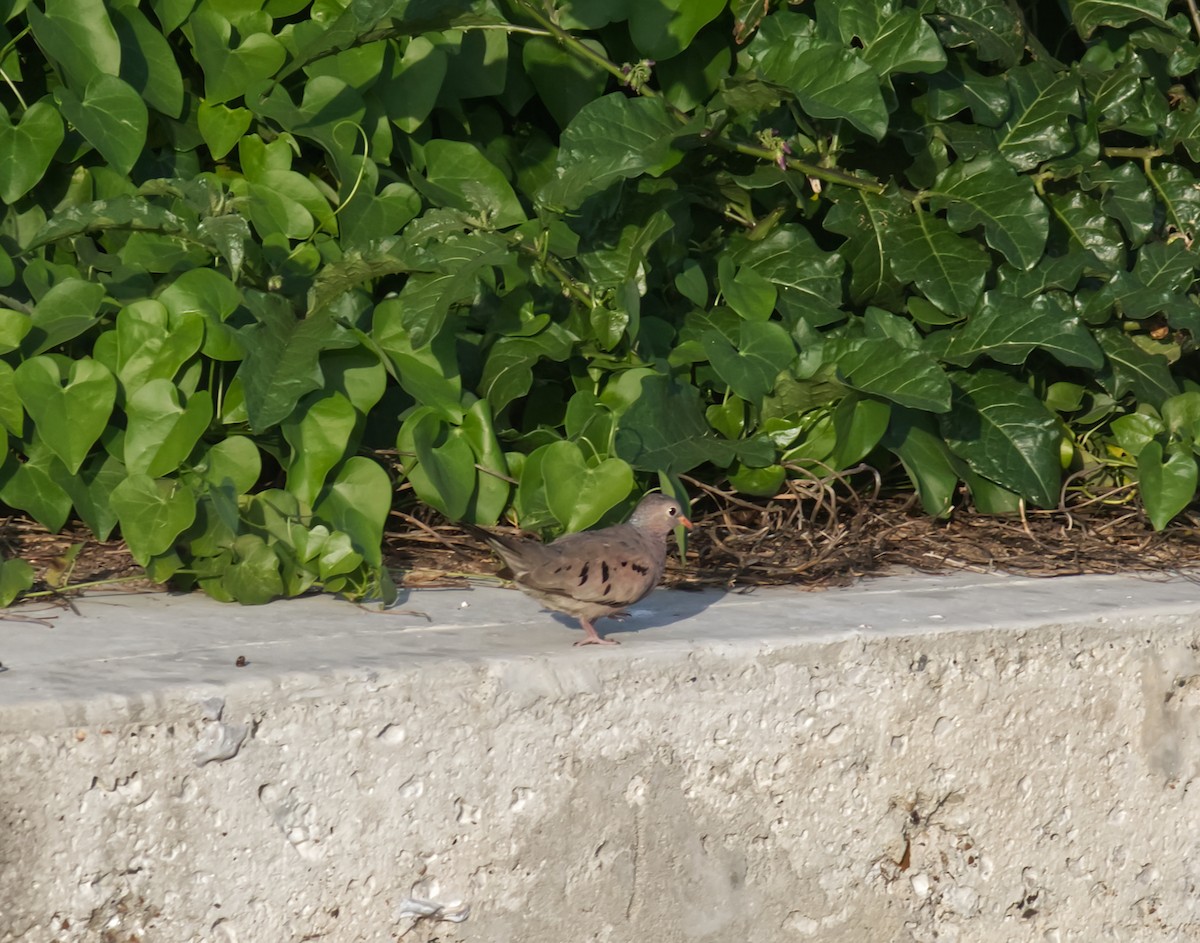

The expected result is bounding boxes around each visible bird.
[463,493,693,646]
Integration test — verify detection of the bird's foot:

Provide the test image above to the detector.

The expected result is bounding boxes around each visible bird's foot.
[574,636,620,646]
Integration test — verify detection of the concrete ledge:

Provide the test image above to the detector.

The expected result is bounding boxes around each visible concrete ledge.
[3,572,1200,941]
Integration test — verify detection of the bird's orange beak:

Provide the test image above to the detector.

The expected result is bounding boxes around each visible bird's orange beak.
[678,514,693,530]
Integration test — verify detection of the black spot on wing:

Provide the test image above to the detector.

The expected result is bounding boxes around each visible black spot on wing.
[631,562,649,576]
[578,561,590,586]
[601,561,610,582]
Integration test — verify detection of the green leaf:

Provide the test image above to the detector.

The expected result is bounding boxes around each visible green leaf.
[833,336,953,412]
[521,36,608,129]
[110,3,184,117]
[942,291,1104,370]
[373,299,463,420]
[889,208,990,315]
[124,381,214,477]
[702,320,795,401]
[377,34,447,134]
[479,328,574,414]
[396,232,509,347]
[282,391,358,508]
[751,12,888,139]
[1047,191,1125,269]
[110,474,198,566]
[51,452,126,540]
[26,0,121,91]
[195,436,262,496]
[941,369,1063,507]
[1137,440,1197,530]
[1110,410,1164,459]
[935,0,1023,67]
[115,300,205,395]
[313,456,391,569]
[1096,327,1180,409]
[0,362,22,437]
[541,440,635,532]
[197,100,253,160]
[731,225,846,326]
[14,356,116,475]
[728,462,786,497]
[419,139,526,229]
[236,293,342,432]
[929,152,1049,271]
[1068,0,1170,38]
[996,63,1081,171]
[1162,392,1200,442]
[322,348,387,416]
[830,394,891,470]
[0,557,34,608]
[835,0,947,78]
[189,7,286,105]
[537,94,695,209]
[0,100,64,203]
[221,535,285,605]
[460,398,510,524]
[0,443,72,532]
[615,374,771,473]
[55,75,148,177]
[824,190,905,306]
[22,278,107,356]
[629,0,725,61]
[1083,163,1155,246]
[397,408,476,521]
[717,255,777,321]
[882,407,959,517]
[578,194,676,292]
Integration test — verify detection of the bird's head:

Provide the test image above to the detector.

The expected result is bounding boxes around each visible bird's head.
[629,493,693,536]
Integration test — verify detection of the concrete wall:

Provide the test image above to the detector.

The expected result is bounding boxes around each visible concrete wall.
[2,575,1200,941]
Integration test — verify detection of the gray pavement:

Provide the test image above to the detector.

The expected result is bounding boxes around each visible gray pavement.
[2,569,1197,718]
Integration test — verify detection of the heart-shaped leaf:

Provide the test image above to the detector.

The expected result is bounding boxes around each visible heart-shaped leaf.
[50,452,126,540]
[282,391,358,507]
[0,557,34,607]
[397,408,476,521]
[55,75,148,176]
[197,100,253,160]
[110,474,198,566]
[0,443,73,532]
[0,100,64,202]
[26,0,121,91]
[313,456,391,568]
[189,8,287,104]
[1138,440,1197,530]
[221,534,285,605]
[541,439,635,532]
[115,300,205,395]
[704,319,795,401]
[124,380,214,477]
[14,356,116,475]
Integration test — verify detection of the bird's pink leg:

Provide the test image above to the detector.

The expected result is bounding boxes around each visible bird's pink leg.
[574,617,619,646]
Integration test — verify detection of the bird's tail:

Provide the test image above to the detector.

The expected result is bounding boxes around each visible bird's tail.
[459,521,527,564]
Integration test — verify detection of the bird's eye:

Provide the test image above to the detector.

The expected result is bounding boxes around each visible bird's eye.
[668,506,677,516]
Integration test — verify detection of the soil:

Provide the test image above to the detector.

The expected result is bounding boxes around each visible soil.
[6,475,1200,614]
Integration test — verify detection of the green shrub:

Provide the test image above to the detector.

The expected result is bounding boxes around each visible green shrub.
[0,0,1197,604]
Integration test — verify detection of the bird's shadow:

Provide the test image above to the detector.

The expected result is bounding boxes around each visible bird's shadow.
[546,587,726,641]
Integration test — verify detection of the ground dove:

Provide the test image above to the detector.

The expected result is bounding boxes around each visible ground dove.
[465,494,692,645]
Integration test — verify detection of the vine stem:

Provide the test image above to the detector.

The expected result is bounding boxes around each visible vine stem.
[515,1,648,89]
[20,575,158,600]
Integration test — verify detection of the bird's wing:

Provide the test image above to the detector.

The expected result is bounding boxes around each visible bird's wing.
[512,528,665,607]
